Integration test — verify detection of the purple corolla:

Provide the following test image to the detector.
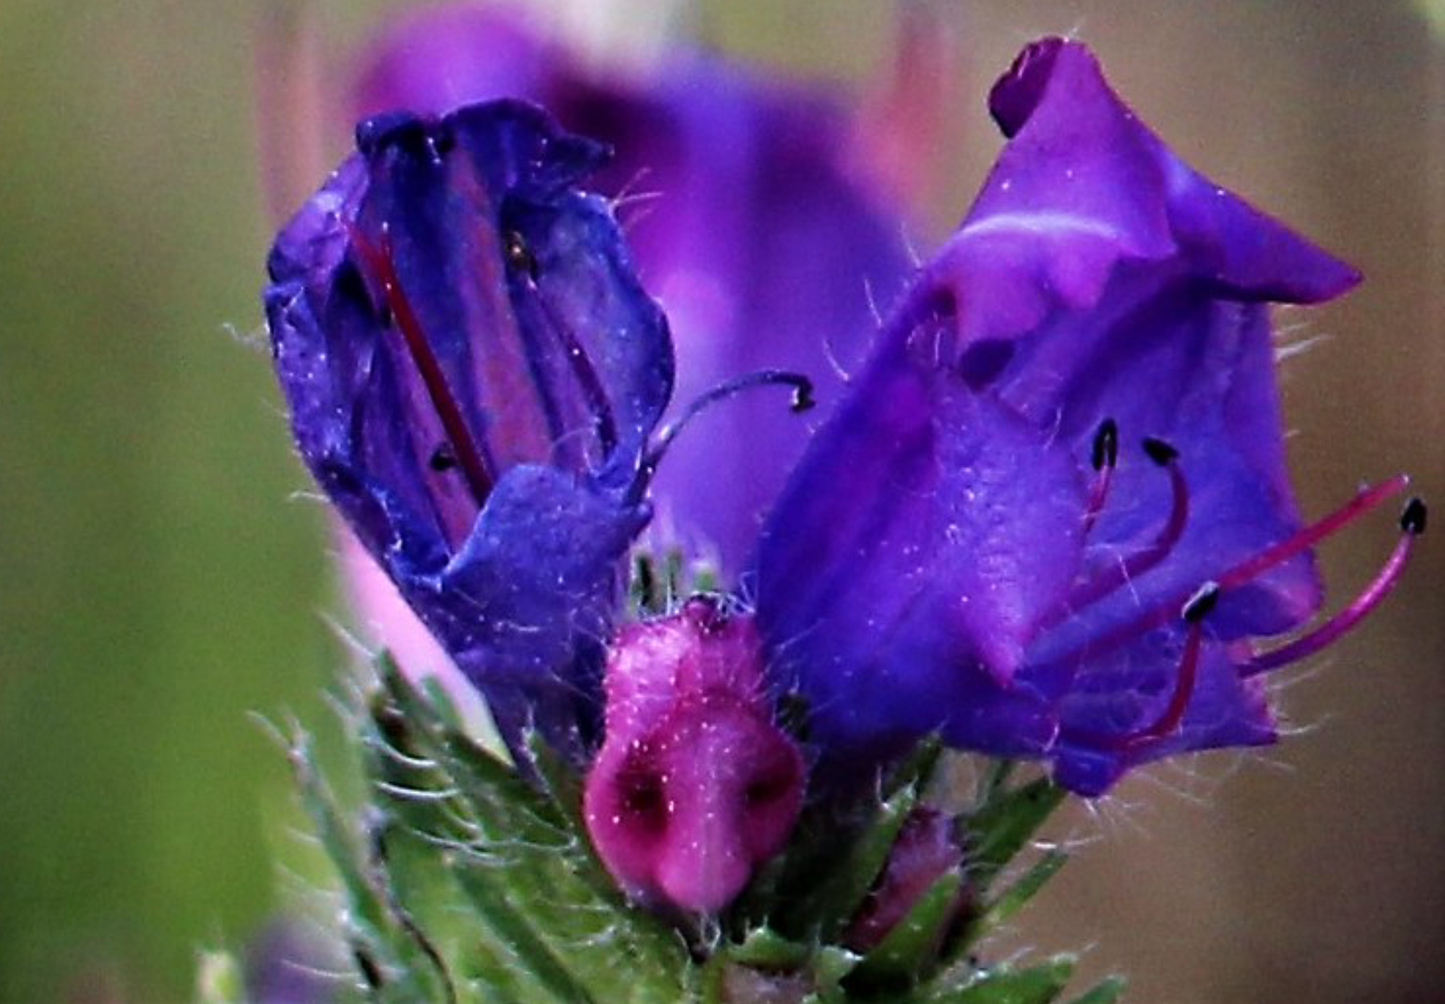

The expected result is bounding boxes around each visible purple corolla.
[265,101,673,758]
[752,38,1424,795]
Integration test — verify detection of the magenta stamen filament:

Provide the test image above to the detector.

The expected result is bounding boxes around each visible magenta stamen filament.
[1052,477,1417,749]
[1066,453,1190,616]
[350,227,496,505]
[1241,504,1423,677]
[1081,464,1114,537]
[1061,475,1411,671]
[1109,618,1204,749]
[1216,475,1409,590]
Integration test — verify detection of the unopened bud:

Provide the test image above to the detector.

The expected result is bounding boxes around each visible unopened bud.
[584,597,806,913]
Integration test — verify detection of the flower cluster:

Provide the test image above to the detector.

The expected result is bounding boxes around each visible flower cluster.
[265,20,1422,924]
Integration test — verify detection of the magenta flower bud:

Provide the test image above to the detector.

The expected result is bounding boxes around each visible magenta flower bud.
[583,597,805,913]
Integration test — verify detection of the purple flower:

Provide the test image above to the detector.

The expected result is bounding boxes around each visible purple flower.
[264,100,673,757]
[353,3,911,568]
[753,38,1423,796]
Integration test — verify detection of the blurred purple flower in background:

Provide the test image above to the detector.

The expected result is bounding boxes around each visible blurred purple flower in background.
[354,2,912,566]
[753,37,1424,795]
[243,920,335,1004]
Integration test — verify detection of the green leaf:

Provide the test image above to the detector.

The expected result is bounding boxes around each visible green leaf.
[730,927,812,971]
[766,737,945,942]
[773,782,920,941]
[972,850,1068,936]
[1066,975,1127,1004]
[964,777,1065,891]
[288,725,444,1002]
[449,862,597,1003]
[811,945,863,998]
[523,730,604,868]
[375,657,566,842]
[369,655,689,1002]
[883,736,944,801]
[975,760,1017,803]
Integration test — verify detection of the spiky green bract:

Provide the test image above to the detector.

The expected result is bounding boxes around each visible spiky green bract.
[267,652,1120,1002]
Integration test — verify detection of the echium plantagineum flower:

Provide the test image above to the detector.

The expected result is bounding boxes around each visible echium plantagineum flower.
[265,100,675,758]
[752,37,1426,796]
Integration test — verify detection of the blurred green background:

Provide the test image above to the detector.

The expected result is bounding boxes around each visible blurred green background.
[1,0,1441,1000]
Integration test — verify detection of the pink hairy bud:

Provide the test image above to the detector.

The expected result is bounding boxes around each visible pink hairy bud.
[583,596,806,913]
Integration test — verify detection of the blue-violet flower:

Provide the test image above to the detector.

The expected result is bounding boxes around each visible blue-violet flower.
[265,101,673,758]
[752,37,1424,795]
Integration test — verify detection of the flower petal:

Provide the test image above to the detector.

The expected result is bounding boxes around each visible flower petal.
[755,299,1086,754]
[755,38,1360,794]
[934,39,1358,632]
[1038,637,1276,796]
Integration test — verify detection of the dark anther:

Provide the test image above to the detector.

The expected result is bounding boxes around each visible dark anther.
[1091,417,1119,471]
[790,377,817,412]
[1401,497,1428,536]
[503,229,540,282]
[428,443,458,472]
[1143,436,1180,466]
[377,302,394,328]
[1182,581,1221,623]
